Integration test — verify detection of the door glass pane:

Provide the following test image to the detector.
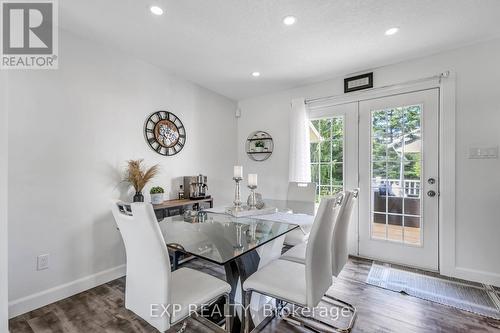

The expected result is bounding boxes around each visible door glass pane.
[310,116,344,203]
[320,164,331,185]
[370,105,422,245]
[372,189,386,213]
[403,217,421,245]
[387,214,403,242]
[332,163,343,186]
[387,196,403,214]
[311,164,319,184]
[310,142,319,163]
[372,139,387,161]
[372,213,387,240]
[387,107,404,138]
[331,140,343,162]
[331,118,344,140]
[404,196,420,215]
[320,141,331,162]
[320,186,333,197]
[372,110,388,137]
[319,119,332,138]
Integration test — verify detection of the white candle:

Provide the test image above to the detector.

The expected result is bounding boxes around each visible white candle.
[234,165,243,178]
[248,174,258,187]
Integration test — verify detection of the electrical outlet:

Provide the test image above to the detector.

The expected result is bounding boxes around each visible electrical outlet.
[37,254,49,271]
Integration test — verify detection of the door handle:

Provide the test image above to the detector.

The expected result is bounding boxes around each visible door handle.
[427,190,436,197]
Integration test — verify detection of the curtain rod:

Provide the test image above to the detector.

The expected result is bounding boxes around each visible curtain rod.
[304,71,449,105]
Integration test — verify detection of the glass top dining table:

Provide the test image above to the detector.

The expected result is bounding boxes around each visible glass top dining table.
[158,200,314,265]
[158,199,315,332]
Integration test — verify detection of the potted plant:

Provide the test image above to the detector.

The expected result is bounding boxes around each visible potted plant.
[150,186,165,204]
[125,159,159,202]
[254,140,265,152]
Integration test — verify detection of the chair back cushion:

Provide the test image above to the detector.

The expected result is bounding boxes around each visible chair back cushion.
[111,201,172,331]
[287,182,316,203]
[331,189,358,276]
[305,193,344,307]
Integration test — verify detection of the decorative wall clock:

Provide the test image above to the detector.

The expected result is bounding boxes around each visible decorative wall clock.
[144,111,186,156]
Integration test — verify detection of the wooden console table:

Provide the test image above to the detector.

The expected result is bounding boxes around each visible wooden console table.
[153,197,214,220]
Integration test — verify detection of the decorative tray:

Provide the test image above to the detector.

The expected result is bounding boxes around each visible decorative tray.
[225,206,278,217]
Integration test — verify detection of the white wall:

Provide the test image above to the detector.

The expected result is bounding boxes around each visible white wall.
[236,92,292,200]
[7,30,237,317]
[1,72,9,332]
[237,38,500,285]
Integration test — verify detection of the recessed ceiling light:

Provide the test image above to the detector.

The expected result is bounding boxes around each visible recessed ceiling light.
[385,27,399,36]
[251,72,261,77]
[150,6,164,16]
[283,15,297,26]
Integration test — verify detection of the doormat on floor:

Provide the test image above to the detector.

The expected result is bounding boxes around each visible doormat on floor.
[366,263,500,320]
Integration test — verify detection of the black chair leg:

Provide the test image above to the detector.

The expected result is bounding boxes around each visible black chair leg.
[170,251,181,271]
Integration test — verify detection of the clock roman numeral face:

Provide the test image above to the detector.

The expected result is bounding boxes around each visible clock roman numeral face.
[144,111,186,156]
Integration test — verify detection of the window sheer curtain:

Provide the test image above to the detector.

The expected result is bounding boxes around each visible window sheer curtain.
[289,98,311,182]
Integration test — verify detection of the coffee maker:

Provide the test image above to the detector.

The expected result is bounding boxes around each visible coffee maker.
[183,175,210,199]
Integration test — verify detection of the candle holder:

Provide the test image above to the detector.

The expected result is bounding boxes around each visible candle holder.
[248,185,258,210]
[233,177,244,211]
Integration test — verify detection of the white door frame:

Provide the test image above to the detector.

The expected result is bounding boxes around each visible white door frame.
[306,72,456,275]
[1,71,9,331]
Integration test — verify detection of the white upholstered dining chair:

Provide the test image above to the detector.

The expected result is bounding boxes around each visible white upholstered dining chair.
[280,189,358,269]
[278,189,359,332]
[284,182,316,246]
[111,201,231,332]
[242,195,342,333]
[331,189,359,277]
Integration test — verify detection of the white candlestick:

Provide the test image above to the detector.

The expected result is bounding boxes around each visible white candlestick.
[234,165,243,179]
[248,174,258,187]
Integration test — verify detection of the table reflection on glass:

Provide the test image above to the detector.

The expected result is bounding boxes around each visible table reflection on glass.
[158,213,297,265]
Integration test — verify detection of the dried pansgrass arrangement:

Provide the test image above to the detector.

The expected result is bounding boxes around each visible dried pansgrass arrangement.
[125,159,160,192]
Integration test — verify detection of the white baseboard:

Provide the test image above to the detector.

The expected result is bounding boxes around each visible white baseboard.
[8,264,126,319]
[451,266,500,287]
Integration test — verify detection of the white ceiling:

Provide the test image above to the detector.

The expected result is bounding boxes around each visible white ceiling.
[60,0,500,100]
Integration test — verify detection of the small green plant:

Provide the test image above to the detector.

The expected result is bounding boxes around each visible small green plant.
[255,140,265,148]
[150,186,165,194]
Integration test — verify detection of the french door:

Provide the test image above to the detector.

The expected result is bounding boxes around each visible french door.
[358,89,439,270]
[309,102,359,254]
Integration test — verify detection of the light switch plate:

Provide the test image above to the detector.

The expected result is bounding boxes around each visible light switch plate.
[469,146,499,159]
[37,254,49,270]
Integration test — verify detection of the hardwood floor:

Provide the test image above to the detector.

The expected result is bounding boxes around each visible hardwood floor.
[9,257,500,333]
[371,223,421,245]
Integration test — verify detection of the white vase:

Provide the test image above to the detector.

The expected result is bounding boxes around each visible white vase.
[151,193,164,204]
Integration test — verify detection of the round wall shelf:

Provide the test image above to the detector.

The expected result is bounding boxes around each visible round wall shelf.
[246,131,274,161]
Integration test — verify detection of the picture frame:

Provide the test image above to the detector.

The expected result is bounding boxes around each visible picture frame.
[344,72,373,93]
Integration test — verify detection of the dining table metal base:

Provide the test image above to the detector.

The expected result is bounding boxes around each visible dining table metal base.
[224,249,260,333]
